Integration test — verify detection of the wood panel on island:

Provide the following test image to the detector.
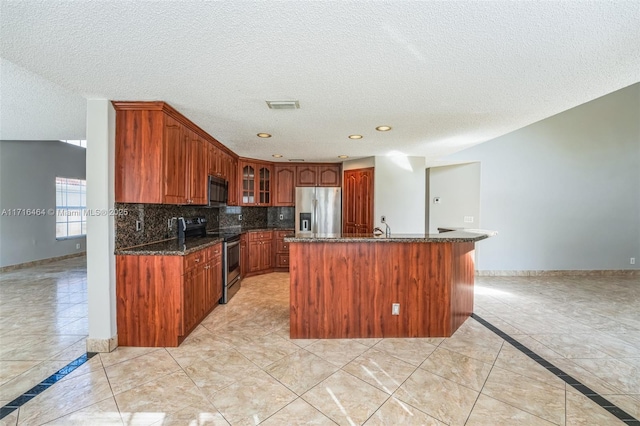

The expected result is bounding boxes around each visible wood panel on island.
[287,237,485,339]
[116,242,222,347]
[343,167,374,234]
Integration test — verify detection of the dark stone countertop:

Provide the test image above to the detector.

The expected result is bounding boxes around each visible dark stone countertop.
[116,226,296,255]
[115,236,223,256]
[284,229,497,243]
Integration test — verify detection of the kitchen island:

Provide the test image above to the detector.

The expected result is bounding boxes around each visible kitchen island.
[284,230,495,339]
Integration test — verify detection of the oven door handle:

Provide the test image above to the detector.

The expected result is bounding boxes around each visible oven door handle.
[226,240,240,249]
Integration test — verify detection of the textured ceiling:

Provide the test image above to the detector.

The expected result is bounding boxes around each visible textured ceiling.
[1,1,639,162]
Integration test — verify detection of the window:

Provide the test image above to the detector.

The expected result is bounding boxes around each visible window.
[60,139,86,148]
[56,177,86,239]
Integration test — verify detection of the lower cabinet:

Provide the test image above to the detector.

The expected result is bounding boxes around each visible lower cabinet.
[116,242,222,347]
[275,230,290,270]
[248,230,273,274]
[243,229,292,277]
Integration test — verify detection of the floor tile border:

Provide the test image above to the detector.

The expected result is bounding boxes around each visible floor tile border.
[471,313,640,425]
[0,352,97,420]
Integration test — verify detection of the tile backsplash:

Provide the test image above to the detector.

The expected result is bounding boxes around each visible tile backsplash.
[115,203,295,249]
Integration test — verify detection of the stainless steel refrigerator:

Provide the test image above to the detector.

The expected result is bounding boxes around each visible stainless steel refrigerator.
[295,187,342,234]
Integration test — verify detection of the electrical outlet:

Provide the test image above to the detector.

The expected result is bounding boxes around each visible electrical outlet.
[135,220,142,231]
[76,243,81,250]
[238,214,242,221]
[381,216,386,223]
[464,216,474,223]
[631,258,636,265]
[279,214,284,220]
[392,303,400,315]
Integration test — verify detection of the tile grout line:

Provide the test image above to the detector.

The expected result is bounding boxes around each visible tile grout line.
[0,352,98,420]
[471,313,640,425]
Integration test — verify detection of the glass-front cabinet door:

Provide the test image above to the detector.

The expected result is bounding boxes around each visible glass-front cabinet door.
[242,164,255,205]
[258,166,271,205]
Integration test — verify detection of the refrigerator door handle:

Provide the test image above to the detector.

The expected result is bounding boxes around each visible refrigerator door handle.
[312,198,318,233]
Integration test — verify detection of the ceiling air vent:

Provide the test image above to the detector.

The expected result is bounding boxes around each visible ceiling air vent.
[289,159,305,162]
[266,100,300,110]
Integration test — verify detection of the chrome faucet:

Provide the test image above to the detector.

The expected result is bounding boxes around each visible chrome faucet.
[381,216,391,237]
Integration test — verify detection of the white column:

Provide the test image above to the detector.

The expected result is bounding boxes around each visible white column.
[85,99,118,352]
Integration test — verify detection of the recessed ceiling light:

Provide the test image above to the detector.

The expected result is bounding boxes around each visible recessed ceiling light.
[376,125,392,131]
[272,154,283,158]
[348,135,363,140]
[266,100,300,109]
[338,155,349,159]
[257,133,272,138]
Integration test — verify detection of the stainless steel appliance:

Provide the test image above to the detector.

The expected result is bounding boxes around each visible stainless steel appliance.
[208,175,228,206]
[295,187,342,234]
[177,216,207,243]
[207,230,241,304]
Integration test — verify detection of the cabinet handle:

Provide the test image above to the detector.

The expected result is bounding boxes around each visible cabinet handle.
[204,265,210,270]
[195,258,200,263]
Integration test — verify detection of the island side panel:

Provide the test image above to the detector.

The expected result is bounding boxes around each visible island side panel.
[290,241,465,338]
[450,242,476,333]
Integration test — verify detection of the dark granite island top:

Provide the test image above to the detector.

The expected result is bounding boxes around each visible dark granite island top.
[285,229,496,243]
[287,228,496,339]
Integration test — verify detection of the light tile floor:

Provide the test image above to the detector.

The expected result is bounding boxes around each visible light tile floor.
[1,257,639,425]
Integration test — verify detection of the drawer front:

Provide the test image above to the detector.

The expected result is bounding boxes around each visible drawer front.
[184,250,206,271]
[275,230,290,239]
[248,230,273,241]
[276,253,289,268]
[276,240,289,253]
[206,243,222,261]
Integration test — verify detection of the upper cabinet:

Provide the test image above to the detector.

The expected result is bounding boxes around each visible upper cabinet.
[273,165,295,206]
[114,102,238,206]
[295,164,341,187]
[239,160,273,206]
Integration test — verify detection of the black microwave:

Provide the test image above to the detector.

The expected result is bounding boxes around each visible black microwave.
[208,175,228,206]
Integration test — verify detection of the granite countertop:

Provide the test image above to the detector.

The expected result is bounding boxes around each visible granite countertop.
[284,229,497,243]
[115,236,223,256]
[116,226,296,255]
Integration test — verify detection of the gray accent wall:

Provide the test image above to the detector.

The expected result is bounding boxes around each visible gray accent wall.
[0,140,86,267]
[427,162,481,233]
[445,83,640,271]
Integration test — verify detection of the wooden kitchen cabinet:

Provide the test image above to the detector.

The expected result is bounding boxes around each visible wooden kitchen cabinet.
[116,242,223,347]
[114,102,227,206]
[343,167,374,234]
[318,165,341,186]
[275,230,291,270]
[227,157,238,205]
[239,160,272,206]
[247,231,273,274]
[187,134,208,205]
[295,164,341,187]
[273,165,295,206]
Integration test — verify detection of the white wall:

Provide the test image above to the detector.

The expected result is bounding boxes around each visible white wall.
[374,155,427,234]
[427,162,481,233]
[445,83,640,271]
[0,141,86,267]
[342,157,374,170]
